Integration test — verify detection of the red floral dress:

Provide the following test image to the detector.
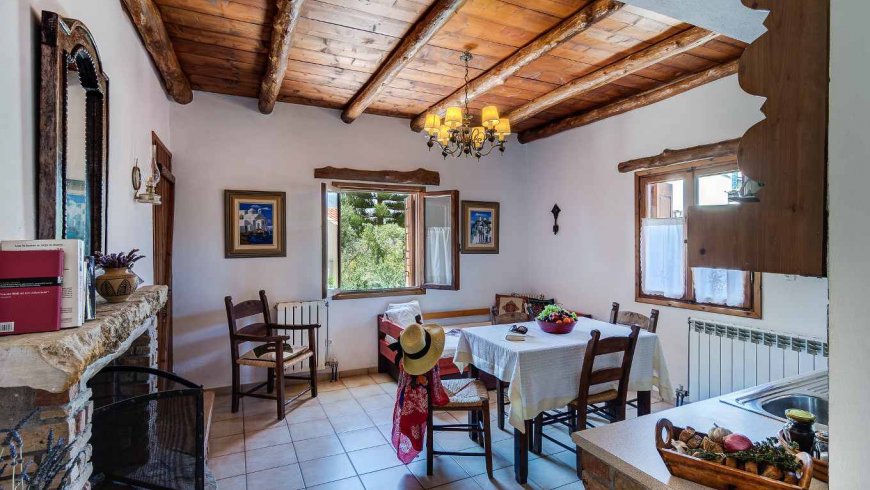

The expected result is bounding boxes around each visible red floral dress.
[390,365,449,463]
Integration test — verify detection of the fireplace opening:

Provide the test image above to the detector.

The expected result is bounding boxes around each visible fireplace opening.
[88,366,205,489]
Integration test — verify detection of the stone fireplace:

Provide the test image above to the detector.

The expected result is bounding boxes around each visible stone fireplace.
[0,286,168,489]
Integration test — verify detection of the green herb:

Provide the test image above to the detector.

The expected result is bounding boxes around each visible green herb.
[732,437,802,472]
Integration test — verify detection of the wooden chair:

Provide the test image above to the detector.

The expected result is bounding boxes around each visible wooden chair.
[427,378,493,479]
[609,302,659,333]
[225,290,319,420]
[531,326,640,477]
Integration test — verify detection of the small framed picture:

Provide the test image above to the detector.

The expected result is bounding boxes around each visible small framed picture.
[224,190,286,258]
[461,200,499,254]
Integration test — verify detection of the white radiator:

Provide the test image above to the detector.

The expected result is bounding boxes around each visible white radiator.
[275,300,335,377]
[683,318,828,404]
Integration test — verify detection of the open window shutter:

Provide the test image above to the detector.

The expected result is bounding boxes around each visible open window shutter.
[321,184,340,298]
[321,183,328,299]
[422,190,460,290]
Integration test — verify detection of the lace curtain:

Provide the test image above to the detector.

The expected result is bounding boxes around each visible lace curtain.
[693,268,746,306]
[425,227,452,285]
[641,217,685,299]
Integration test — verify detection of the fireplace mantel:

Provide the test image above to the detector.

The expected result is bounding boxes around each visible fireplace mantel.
[0,285,168,393]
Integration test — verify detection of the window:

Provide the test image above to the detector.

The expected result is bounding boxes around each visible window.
[635,160,761,318]
[321,183,459,299]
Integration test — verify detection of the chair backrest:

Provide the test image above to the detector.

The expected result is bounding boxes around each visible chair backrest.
[609,302,659,333]
[576,325,641,408]
[224,290,272,358]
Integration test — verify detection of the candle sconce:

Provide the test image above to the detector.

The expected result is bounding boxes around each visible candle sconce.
[133,144,162,205]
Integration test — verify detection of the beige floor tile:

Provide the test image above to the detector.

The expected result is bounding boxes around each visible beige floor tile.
[451,447,513,476]
[209,434,246,458]
[651,401,674,413]
[243,397,280,416]
[473,466,543,490]
[433,429,481,452]
[429,477,483,490]
[294,434,346,462]
[318,388,355,405]
[318,380,349,392]
[210,452,247,480]
[349,384,385,399]
[215,474,247,490]
[246,463,305,490]
[307,476,365,490]
[330,412,375,433]
[376,423,394,441]
[289,418,335,441]
[358,393,394,412]
[379,381,399,394]
[551,481,583,490]
[527,451,578,490]
[342,375,376,388]
[347,444,403,474]
[370,373,394,384]
[211,418,245,439]
[359,465,423,490]
[212,395,243,422]
[491,439,541,464]
[338,427,387,453]
[365,407,395,425]
[323,399,365,418]
[285,404,327,424]
[245,425,293,450]
[243,411,287,433]
[407,456,470,489]
[300,453,357,487]
[244,442,297,473]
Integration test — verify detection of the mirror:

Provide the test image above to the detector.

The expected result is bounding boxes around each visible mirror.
[422,190,460,290]
[38,11,108,256]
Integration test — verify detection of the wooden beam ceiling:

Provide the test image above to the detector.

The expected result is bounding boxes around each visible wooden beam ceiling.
[341,0,468,124]
[518,59,739,143]
[259,0,304,114]
[122,0,193,104]
[505,26,719,125]
[409,0,625,132]
[617,138,740,172]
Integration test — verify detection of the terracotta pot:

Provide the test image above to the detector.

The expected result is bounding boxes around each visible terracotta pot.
[95,267,139,303]
[536,319,577,334]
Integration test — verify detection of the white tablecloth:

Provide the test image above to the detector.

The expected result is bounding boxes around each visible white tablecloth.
[453,317,673,431]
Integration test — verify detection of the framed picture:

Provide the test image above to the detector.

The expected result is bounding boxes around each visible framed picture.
[224,190,286,258]
[461,200,499,254]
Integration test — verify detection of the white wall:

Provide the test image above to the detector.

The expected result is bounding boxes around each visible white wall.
[828,0,870,485]
[0,0,172,283]
[520,75,829,391]
[170,92,530,388]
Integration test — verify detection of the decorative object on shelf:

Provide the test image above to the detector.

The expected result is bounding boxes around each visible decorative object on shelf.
[133,144,162,205]
[551,204,561,235]
[224,190,287,258]
[94,249,145,303]
[0,410,76,488]
[422,51,511,160]
[534,304,578,334]
[727,177,764,203]
[460,201,499,254]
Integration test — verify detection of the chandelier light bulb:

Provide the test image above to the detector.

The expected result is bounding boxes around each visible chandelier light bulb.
[444,106,463,129]
[481,106,500,129]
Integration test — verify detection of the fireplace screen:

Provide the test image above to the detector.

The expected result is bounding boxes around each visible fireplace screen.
[88,366,205,489]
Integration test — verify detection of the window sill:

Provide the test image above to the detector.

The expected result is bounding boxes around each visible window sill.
[332,287,426,301]
[636,295,762,319]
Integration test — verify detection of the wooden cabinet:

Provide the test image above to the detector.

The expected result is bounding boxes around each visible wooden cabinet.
[687,0,829,277]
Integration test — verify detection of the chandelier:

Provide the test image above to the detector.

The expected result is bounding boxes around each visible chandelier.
[422,51,511,160]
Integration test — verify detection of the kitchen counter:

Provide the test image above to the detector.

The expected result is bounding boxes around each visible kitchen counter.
[573,380,829,489]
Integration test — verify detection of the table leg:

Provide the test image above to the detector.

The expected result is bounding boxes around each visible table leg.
[637,390,651,416]
[513,420,531,484]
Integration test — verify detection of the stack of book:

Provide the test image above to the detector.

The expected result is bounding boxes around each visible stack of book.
[0,239,95,336]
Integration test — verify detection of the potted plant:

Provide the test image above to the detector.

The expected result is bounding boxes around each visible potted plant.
[535,304,579,334]
[93,249,145,303]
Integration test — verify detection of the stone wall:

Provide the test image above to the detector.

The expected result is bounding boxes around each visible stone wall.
[580,449,647,490]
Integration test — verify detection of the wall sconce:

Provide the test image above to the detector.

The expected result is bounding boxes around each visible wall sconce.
[133,144,162,205]
[551,204,561,235]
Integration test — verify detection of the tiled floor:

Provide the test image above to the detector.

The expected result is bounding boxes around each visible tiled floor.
[208,374,673,490]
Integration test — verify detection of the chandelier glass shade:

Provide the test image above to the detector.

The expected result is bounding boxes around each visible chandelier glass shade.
[422,52,511,159]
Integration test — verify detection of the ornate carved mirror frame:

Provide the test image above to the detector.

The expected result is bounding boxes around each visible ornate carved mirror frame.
[38,10,109,255]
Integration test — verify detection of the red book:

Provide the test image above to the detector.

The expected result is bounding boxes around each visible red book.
[0,250,64,336]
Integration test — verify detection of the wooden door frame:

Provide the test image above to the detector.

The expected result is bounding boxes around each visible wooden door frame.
[152,131,175,372]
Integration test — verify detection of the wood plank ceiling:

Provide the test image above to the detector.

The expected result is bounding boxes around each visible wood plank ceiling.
[146,0,746,142]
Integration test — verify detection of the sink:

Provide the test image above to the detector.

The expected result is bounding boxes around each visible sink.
[720,370,829,428]
[760,394,828,426]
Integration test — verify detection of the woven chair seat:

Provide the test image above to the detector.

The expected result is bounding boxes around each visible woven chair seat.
[237,344,311,368]
[441,379,489,408]
[567,389,618,408]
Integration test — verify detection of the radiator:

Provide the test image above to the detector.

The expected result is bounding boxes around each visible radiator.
[682,318,828,404]
[275,300,336,379]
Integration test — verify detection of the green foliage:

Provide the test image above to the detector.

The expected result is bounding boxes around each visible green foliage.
[535,305,578,322]
[339,193,408,291]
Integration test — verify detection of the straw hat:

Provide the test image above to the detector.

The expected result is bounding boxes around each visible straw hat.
[399,323,445,375]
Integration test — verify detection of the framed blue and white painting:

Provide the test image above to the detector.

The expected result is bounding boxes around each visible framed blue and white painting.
[461,200,499,254]
[224,190,286,258]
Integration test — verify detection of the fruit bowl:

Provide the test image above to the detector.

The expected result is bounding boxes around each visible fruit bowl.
[536,319,577,334]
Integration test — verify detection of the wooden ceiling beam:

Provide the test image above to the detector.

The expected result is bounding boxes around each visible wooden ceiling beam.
[410,0,624,132]
[259,0,305,114]
[506,26,719,125]
[518,59,739,144]
[341,0,468,124]
[121,0,193,104]
[617,138,740,173]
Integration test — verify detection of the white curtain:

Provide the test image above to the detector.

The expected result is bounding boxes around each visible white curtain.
[425,227,452,285]
[693,268,746,306]
[641,217,686,299]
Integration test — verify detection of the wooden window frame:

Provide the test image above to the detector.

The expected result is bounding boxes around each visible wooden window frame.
[634,157,762,319]
[325,182,459,300]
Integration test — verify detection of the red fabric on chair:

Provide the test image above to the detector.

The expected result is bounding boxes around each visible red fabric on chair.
[391,365,448,463]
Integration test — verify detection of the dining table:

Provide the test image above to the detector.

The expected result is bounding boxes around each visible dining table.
[452,316,673,484]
